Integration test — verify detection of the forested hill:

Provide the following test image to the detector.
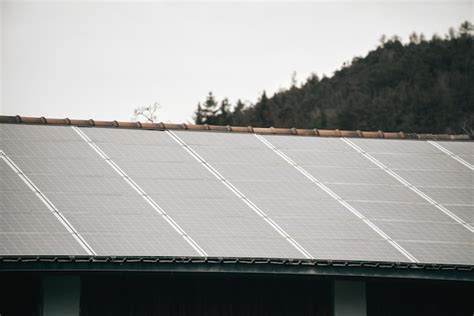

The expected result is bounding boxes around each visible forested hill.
[193,22,473,134]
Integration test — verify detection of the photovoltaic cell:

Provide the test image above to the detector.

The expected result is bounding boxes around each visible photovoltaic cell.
[301,167,399,185]
[398,241,473,265]
[457,155,474,165]
[0,191,52,213]
[92,142,196,163]
[1,155,118,177]
[324,183,425,204]
[347,138,441,154]
[291,238,407,262]
[348,201,454,222]
[0,233,89,256]
[394,169,471,187]
[373,221,471,243]
[417,187,473,205]
[281,150,376,168]
[443,205,473,225]
[370,153,465,171]
[1,124,82,141]
[434,141,473,156]
[77,127,177,145]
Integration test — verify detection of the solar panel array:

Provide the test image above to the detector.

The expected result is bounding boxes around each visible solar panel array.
[0,123,472,265]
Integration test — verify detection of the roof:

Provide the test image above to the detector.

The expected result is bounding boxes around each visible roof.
[1,115,473,280]
[1,115,472,140]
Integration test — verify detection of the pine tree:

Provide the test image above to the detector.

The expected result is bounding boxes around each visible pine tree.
[253,91,272,127]
[194,103,204,124]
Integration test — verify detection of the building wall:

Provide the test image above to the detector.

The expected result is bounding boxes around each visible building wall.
[0,272,473,316]
[80,273,333,316]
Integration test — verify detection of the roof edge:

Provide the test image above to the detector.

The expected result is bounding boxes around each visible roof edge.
[1,115,471,141]
[1,256,473,281]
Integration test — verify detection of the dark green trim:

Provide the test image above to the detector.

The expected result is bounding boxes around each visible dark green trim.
[1,257,472,282]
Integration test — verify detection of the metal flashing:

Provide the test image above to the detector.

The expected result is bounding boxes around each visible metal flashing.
[0,256,472,282]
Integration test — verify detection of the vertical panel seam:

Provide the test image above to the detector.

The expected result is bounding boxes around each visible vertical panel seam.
[166,130,314,259]
[0,150,96,255]
[255,135,418,263]
[342,138,474,233]
[71,126,208,257]
[427,141,474,171]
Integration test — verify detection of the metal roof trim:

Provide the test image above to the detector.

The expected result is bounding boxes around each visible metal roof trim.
[1,115,471,141]
[0,256,472,281]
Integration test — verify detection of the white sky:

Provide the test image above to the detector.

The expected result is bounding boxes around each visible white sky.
[1,1,472,123]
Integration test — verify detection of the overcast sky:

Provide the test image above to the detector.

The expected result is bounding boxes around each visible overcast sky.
[1,1,472,123]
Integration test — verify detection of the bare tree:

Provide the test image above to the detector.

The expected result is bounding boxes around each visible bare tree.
[132,102,161,123]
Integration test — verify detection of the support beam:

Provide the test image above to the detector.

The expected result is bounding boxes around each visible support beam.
[42,275,80,316]
[334,280,367,316]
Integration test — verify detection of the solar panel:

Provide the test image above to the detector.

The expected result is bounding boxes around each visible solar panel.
[80,127,303,258]
[175,131,411,262]
[1,122,472,265]
[0,157,87,255]
[349,138,473,231]
[263,134,472,264]
[1,124,198,256]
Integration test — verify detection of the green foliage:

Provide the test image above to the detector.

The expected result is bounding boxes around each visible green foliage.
[193,22,474,134]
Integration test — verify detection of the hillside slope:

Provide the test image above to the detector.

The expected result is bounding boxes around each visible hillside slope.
[194,23,473,134]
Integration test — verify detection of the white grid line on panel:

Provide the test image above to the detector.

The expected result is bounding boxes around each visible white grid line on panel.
[166,130,314,259]
[255,135,418,263]
[71,126,208,257]
[427,141,474,171]
[0,150,96,255]
[342,138,474,233]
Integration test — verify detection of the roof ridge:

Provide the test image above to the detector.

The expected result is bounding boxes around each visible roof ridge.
[0,115,471,141]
